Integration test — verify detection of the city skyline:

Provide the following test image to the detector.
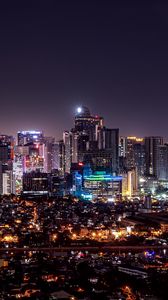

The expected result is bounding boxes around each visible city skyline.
[0,104,167,141]
[0,2,168,298]
[1,1,168,138]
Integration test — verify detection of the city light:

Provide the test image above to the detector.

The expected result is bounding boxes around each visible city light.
[77,107,82,113]
[0,2,168,299]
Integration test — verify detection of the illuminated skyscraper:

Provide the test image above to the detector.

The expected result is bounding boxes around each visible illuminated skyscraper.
[61,106,119,175]
[71,131,79,163]
[97,128,119,175]
[44,136,55,173]
[63,131,72,173]
[133,141,145,177]
[156,144,168,180]
[2,170,15,195]
[22,171,49,197]
[13,154,23,194]
[58,140,65,175]
[0,135,14,162]
[145,136,163,177]
[0,135,14,195]
[74,106,103,141]
[17,130,44,146]
[119,136,127,157]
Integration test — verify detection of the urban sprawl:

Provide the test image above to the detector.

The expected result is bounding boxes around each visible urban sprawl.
[0,106,168,300]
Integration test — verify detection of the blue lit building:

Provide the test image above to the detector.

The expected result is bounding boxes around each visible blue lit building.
[70,163,92,197]
[70,162,122,201]
[83,171,122,200]
[72,171,83,197]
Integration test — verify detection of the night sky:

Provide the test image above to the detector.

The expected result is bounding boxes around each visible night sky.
[0,0,168,139]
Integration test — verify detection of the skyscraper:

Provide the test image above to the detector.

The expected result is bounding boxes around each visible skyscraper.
[44,136,55,173]
[74,106,104,140]
[0,135,14,162]
[156,144,168,181]
[133,142,145,177]
[61,106,120,176]
[71,131,79,163]
[63,131,72,173]
[17,131,44,146]
[122,137,144,171]
[0,135,14,194]
[145,136,163,177]
[105,128,119,174]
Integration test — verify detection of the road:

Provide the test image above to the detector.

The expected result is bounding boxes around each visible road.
[0,244,167,253]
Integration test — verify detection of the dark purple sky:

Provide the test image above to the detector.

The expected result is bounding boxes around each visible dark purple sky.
[0,0,168,139]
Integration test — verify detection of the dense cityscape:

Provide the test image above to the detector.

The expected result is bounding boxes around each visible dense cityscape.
[0,106,168,299]
[1,0,168,299]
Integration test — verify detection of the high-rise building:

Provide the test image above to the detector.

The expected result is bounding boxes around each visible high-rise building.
[0,162,3,194]
[13,154,23,194]
[76,133,90,162]
[63,131,72,173]
[119,137,127,157]
[50,140,66,175]
[145,136,163,177]
[83,149,115,174]
[51,142,61,170]
[133,141,145,177]
[22,143,45,173]
[0,135,15,195]
[58,140,65,175]
[22,171,49,197]
[17,131,44,146]
[16,131,53,177]
[122,169,138,197]
[44,136,55,173]
[125,137,137,170]
[97,128,119,175]
[74,106,104,141]
[119,137,145,181]
[71,131,79,163]
[83,171,122,200]
[71,106,104,165]
[61,106,119,176]
[156,144,168,180]
[104,128,119,175]
[50,170,65,197]
[123,137,144,171]
[0,135,14,162]
[2,170,15,195]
